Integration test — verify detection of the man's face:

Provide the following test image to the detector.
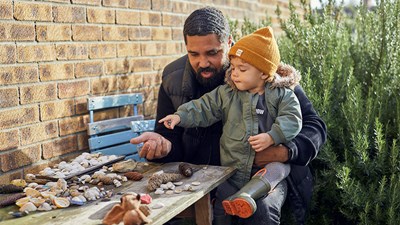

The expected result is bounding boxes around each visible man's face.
[186,34,231,88]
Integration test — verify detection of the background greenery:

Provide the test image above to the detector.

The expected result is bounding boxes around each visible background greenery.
[230,0,400,224]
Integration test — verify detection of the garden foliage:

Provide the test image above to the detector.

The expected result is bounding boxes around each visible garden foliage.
[230,0,400,224]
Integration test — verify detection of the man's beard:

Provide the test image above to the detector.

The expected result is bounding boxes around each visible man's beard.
[195,63,229,91]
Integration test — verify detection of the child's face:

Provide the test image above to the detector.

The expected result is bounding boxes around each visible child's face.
[229,57,267,94]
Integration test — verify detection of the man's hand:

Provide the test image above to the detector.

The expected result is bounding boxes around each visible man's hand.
[248,133,274,152]
[159,115,180,129]
[254,144,290,167]
[130,132,171,160]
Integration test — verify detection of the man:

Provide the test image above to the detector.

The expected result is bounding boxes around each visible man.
[130,6,327,225]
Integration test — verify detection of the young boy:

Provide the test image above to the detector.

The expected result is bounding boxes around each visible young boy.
[159,26,302,219]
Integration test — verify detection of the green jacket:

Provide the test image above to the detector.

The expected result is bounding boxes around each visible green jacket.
[176,82,302,188]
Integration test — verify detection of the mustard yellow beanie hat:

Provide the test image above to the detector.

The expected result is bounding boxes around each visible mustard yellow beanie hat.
[229,26,280,77]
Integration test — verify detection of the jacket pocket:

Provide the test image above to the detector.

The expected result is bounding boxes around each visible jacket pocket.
[223,121,246,141]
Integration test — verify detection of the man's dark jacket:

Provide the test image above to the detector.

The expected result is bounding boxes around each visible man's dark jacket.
[152,55,327,224]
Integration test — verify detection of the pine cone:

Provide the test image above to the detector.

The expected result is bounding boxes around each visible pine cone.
[0,184,23,194]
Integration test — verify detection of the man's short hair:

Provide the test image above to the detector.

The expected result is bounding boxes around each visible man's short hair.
[183,7,230,44]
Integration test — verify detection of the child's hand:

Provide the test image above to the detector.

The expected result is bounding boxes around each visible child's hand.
[248,133,274,152]
[159,115,180,129]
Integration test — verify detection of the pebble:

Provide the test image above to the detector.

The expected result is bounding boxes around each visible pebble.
[151,202,165,209]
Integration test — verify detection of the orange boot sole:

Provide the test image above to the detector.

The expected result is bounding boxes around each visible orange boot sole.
[222,198,254,218]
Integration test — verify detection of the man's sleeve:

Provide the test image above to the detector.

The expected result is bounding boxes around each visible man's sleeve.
[284,85,327,166]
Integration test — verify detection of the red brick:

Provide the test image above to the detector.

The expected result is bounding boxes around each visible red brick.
[20,83,57,104]
[36,24,71,42]
[0,170,23,185]
[0,22,35,41]
[0,130,19,151]
[14,2,52,21]
[17,44,56,63]
[140,11,161,26]
[0,145,41,172]
[130,58,152,72]
[40,99,75,121]
[77,132,89,150]
[118,74,142,90]
[59,115,88,136]
[129,27,151,40]
[104,58,130,75]
[72,0,101,5]
[72,25,102,41]
[58,80,89,98]
[39,63,74,81]
[116,10,140,25]
[117,42,140,57]
[91,76,118,94]
[151,27,172,40]
[0,106,39,130]
[20,121,58,146]
[42,135,78,159]
[89,43,117,59]
[53,5,86,23]
[87,8,115,24]
[103,0,128,8]
[0,0,13,19]
[75,61,103,77]
[0,87,18,108]
[75,97,88,115]
[103,26,128,41]
[129,0,151,9]
[56,43,88,60]
[0,65,38,85]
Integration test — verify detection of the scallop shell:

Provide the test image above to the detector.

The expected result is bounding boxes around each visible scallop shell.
[24,187,41,198]
[37,202,52,211]
[19,202,37,212]
[53,197,70,208]
[15,197,31,207]
[30,197,46,207]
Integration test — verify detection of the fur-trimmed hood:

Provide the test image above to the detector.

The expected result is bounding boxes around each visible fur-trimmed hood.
[225,63,301,90]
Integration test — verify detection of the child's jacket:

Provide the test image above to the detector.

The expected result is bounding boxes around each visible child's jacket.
[175,66,302,188]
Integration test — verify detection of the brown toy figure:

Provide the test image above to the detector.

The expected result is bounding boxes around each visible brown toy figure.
[103,194,152,225]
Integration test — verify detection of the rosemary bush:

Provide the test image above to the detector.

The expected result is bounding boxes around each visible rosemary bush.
[230,0,400,224]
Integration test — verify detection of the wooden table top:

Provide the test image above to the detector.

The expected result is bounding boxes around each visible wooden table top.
[0,162,235,225]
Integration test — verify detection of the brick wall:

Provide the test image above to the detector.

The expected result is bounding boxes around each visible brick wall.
[0,0,305,184]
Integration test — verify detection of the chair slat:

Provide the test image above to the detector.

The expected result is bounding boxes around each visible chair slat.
[131,119,156,132]
[89,130,139,150]
[90,143,139,156]
[87,93,143,111]
[88,115,144,135]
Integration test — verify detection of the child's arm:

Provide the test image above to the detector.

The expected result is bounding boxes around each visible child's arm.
[248,133,274,152]
[159,114,180,129]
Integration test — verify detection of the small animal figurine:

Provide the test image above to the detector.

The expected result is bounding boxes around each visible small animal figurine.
[103,194,151,225]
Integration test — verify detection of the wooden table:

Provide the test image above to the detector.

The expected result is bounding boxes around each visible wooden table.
[0,162,235,225]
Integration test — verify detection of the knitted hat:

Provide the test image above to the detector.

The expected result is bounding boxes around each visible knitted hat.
[229,26,280,77]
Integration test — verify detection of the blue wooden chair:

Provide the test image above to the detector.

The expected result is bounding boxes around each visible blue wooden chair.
[87,93,155,161]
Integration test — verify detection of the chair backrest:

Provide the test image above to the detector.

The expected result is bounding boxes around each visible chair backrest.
[87,93,154,161]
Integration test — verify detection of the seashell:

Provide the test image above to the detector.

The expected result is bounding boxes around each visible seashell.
[10,179,27,187]
[113,179,122,188]
[89,178,100,185]
[24,187,41,198]
[173,181,183,186]
[37,202,52,211]
[30,197,46,207]
[112,159,138,173]
[0,184,24,194]
[121,176,128,182]
[40,167,55,176]
[25,174,36,180]
[191,181,201,186]
[124,172,143,181]
[165,190,174,195]
[179,163,193,177]
[166,182,175,189]
[27,183,39,188]
[174,188,183,194]
[106,173,118,179]
[41,191,56,199]
[92,171,106,179]
[151,202,165,209]
[154,189,164,195]
[15,197,31,207]
[183,184,191,191]
[0,193,26,207]
[70,189,81,197]
[57,179,68,191]
[80,161,89,168]
[79,174,91,183]
[53,197,70,208]
[19,202,37,212]
[70,196,85,206]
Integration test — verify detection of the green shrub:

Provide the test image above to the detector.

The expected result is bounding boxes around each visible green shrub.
[230,0,400,224]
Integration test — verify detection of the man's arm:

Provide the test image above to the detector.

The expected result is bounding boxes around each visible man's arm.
[255,85,327,167]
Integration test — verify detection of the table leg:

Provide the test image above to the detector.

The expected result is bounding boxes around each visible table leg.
[194,193,212,225]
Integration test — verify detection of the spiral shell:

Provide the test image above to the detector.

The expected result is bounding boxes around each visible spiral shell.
[178,163,193,177]
[124,172,144,181]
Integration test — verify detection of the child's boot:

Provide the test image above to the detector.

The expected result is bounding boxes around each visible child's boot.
[222,162,290,218]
